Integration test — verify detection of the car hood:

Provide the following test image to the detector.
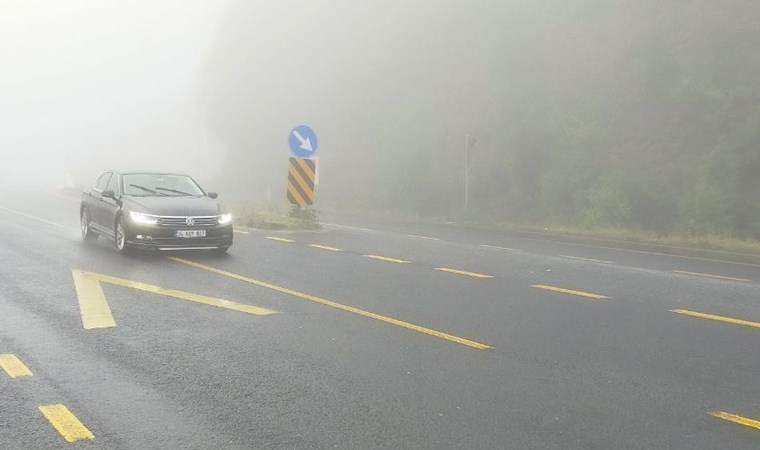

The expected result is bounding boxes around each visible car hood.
[123,196,226,216]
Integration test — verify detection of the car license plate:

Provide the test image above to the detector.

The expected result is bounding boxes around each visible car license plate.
[175,230,206,238]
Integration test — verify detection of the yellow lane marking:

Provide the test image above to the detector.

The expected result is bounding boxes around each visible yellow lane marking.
[169,257,491,350]
[710,411,760,431]
[670,309,760,329]
[531,284,610,299]
[559,255,612,264]
[39,404,94,443]
[673,270,749,282]
[72,270,117,330]
[233,229,249,235]
[479,244,518,251]
[407,234,440,241]
[73,270,275,330]
[435,267,494,279]
[308,244,344,252]
[363,254,411,264]
[0,354,33,378]
[266,236,295,243]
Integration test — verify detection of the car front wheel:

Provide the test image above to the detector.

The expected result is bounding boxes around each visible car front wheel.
[114,217,130,254]
[81,208,98,242]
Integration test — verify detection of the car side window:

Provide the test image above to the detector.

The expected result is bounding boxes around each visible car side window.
[106,173,119,195]
[95,172,111,192]
[92,174,103,190]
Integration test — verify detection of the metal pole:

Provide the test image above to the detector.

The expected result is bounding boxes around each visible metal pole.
[465,134,471,211]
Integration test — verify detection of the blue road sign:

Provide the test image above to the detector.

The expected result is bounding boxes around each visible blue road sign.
[288,125,318,158]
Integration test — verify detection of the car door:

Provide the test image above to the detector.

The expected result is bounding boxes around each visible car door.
[89,172,112,234]
[100,172,121,232]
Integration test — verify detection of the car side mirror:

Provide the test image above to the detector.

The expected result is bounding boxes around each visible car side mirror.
[208,192,218,199]
[102,190,116,199]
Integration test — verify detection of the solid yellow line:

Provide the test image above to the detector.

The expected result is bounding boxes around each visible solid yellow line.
[673,270,749,282]
[531,284,609,299]
[266,236,295,243]
[72,270,117,330]
[363,254,411,264]
[559,255,612,264]
[83,271,276,316]
[436,267,494,279]
[39,404,94,443]
[670,309,760,329]
[710,411,760,430]
[169,257,491,350]
[0,354,33,378]
[308,244,343,252]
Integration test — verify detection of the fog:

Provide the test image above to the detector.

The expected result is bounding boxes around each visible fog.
[0,0,228,188]
[3,1,759,236]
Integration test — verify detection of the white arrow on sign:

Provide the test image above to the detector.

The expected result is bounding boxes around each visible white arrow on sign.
[292,129,314,153]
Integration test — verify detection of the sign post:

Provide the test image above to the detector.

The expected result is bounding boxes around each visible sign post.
[286,125,319,218]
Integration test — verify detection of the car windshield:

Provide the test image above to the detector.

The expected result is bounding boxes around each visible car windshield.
[122,174,204,197]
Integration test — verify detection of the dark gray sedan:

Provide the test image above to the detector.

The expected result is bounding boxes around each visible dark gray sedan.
[80,171,233,254]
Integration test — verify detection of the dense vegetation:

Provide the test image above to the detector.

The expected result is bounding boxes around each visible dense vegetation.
[202,1,760,239]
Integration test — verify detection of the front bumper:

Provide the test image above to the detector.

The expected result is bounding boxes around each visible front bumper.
[124,222,234,250]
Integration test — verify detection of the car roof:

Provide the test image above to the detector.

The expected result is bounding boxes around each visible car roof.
[112,171,192,177]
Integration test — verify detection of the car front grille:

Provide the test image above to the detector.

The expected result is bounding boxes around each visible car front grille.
[157,216,218,227]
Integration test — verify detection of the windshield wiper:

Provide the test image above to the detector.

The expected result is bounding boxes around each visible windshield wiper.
[129,184,157,194]
[155,187,194,196]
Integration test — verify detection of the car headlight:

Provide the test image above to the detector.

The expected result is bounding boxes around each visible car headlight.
[130,211,158,225]
[218,213,233,225]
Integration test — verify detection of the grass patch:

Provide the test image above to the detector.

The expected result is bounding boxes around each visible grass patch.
[232,207,320,231]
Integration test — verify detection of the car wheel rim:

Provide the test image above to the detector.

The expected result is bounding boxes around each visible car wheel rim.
[81,212,88,236]
[116,222,125,250]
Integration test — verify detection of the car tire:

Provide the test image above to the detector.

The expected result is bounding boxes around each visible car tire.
[114,217,130,254]
[81,208,98,242]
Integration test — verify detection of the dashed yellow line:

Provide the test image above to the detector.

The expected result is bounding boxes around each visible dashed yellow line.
[266,236,295,243]
[39,404,94,443]
[673,270,750,282]
[233,229,249,235]
[169,257,491,350]
[0,354,33,378]
[531,284,609,299]
[710,411,760,431]
[363,254,411,264]
[308,244,344,252]
[670,309,760,329]
[436,267,494,279]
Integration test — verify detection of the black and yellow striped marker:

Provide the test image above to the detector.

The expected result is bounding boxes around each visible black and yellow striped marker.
[287,157,316,206]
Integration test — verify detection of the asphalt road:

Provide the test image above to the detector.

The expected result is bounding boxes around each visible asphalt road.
[0,189,758,449]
